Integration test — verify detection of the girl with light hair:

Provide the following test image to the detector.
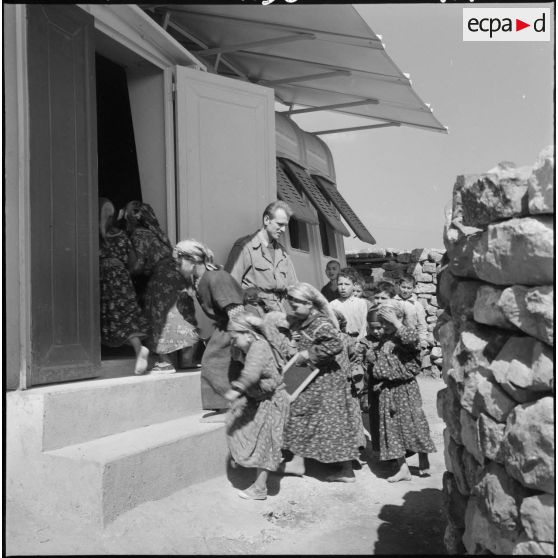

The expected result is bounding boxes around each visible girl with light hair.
[223,311,291,500]
[280,282,364,483]
[98,198,149,375]
[174,239,245,417]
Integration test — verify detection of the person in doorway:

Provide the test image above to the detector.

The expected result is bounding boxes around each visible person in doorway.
[224,312,291,500]
[329,268,368,341]
[395,274,428,349]
[99,198,150,375]
[279,282,364,483]
[363,298,436,482]
[320,259,341,302]
[123,201,198,373]
[174,239,244,418]
[225,201,297,313]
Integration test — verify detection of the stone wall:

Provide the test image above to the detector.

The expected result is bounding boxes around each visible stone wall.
[435,146,554,554]
[347,247,445,377]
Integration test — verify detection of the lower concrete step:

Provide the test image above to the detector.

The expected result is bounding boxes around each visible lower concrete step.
[45,412,228,525]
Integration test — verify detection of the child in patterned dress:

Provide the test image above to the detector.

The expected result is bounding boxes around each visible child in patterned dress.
[224,312,291,500]
[363,298,436,482]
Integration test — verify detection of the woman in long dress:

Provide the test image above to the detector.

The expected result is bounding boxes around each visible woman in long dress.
[224,312,291,500]
[123,201,198,373]
[280,282,365,483]
[173,239,245,414]
[98,198,149,375]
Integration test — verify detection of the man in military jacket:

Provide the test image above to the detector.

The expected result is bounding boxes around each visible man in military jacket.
[225,201,298,312]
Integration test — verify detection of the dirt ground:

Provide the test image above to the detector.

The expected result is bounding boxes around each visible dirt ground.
[6,377,447,556]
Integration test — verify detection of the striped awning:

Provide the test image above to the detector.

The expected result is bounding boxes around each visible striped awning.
[280,158,350,237]
[276,160,318,225]
[313,175,376,245]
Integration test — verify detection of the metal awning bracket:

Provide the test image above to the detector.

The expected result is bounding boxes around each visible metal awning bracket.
[284,98,379,116]
[197,33,316,57]
[315,122,400,135]
[259,69,351,87]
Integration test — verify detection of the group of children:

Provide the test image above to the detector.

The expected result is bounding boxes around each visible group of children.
[226,261,435,499]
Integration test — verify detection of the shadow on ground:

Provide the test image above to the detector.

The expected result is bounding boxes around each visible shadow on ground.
[375,487,446,555]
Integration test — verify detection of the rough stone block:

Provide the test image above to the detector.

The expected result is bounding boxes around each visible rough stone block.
[472,461,530,531]
[520,493,555,543]
[411,248,429,262]
[451,321,510,384]
[460,409,484,465]
[370,268,385,284]
[478,412,505,463]
[474,375,517,423]
[422,354,432,369]
[502,397,554,493]
[443,471,468,529]
[512,540,555,555]
[473,285,518,330]
[422,261,437,274]
[444,428,454,474]
[406,262,422,279]
[415,282,436,294]
[471,216,554,286]
[428,249,445,263]
[499,285,554,346]
[431,346,442,359]
[460,174,529,227]
[462,446,485,490]
[460,369,492,416]
[463,496,521,555]
[449,279,484,328]
[448,436,469,495]
[433,357,444,366]
[426,316,437,323]
[490,336,553,403]
[444,520,466,555]
[446,230,484,280]
[396,252,412,264]
[439,386,463,444]
[528,145,554,215]
[381,261,402,271]
[418,273,433,283]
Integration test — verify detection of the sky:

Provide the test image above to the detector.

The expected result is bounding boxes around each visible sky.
[290,3,554,252]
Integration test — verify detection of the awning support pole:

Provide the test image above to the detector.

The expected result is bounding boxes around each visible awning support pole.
[314,122,400,135]
[259,70,351,86]
[284,99,379,115]
[197,33,315,56]
[162,11,171,30]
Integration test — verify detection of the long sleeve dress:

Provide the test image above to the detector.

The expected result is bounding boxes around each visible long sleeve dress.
[196,269,244,410]
[226,338,290,471]
[365,325,436,461]
[283,310,365,463]
[99,231,149,347]
[129,228,198,355]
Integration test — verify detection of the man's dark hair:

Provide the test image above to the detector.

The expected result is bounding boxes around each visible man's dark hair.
[262,200,293,222]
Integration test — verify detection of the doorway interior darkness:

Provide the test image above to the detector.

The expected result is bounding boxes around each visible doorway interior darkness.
[96,53,144,360]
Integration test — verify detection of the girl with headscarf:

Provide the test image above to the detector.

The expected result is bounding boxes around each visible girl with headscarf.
[364,299,436,482]
[123,201,198,373]
[224,312,291,500]
[174,239,245,415]
[99,198,149,375]
[280,282,365,483]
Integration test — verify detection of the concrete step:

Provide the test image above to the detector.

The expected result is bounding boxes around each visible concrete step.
[45,412,229,526]
[32,371,204,450]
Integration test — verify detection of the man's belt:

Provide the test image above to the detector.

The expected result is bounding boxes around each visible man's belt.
[257,288,287,299]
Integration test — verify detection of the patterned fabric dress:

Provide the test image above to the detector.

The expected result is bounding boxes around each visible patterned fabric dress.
[196,269,244,410]
[283,310,365,463]
[364,325,436,461]
[130,228,198,354]
[226,338,290,470]
[99,232,149,347]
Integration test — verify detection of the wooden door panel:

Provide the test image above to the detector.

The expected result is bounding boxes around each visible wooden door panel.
[27,5,100,386]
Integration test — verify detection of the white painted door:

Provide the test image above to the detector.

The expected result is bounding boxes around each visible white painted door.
[174,66,276,268]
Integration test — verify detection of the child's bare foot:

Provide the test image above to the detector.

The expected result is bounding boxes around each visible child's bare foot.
[387,459,411,482]
[278,456,305,476]
[134,346,149,375]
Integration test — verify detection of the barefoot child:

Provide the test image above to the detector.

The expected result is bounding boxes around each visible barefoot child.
[364,299,435,482]
[224,312,290,500]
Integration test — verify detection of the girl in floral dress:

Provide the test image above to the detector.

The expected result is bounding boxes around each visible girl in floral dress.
[99,198,149,375]
[123,202,198,373]
[364,299,436,482]
[224,312,291,500]
[280,282,365,483]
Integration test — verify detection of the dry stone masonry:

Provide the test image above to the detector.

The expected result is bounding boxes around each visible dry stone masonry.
[347,247,445,377]
[436,146,555,555]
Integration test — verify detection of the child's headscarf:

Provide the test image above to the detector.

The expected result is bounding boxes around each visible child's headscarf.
[123,201,172,250]
[287,282,339,330]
